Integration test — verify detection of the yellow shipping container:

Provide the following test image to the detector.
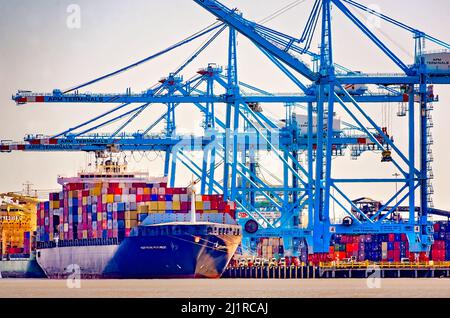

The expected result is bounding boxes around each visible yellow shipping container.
[148,202,158,212]
[83,230,88,239]
[172,201,181,211]
[82,197,87,206]
[125,220,138,228]
[157,201,166,211]
[144,188,151,195]
[130,211,138,220]
[125,211,131,220]
[195,201,204,210]
[204,210,218,213]
[106,194,114,203]
[91,188,101,196]
[138,205,148,214]
[97,212,103,221]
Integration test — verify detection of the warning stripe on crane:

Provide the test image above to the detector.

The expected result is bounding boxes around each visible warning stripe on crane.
[16,96,45,104]
[0,144,26,151]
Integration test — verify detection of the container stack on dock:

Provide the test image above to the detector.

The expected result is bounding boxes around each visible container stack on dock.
[330,233,411,262]
[257,237,284,259]
[431,222,450,262]
[253,222,450,266]
[36,180,237,245]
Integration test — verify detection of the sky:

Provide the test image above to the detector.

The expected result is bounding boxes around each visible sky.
[0,0,449,215]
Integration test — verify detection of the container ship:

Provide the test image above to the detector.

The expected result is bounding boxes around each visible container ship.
[0,193,45,278]
[35,159,242,278]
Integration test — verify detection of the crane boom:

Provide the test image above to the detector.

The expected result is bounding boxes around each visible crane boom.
[192,0,319,82]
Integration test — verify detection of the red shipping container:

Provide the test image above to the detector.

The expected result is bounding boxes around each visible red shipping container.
[387,250,394,259]
[346,243,353,252]
[143,194,150,201]
[433,223,441,232]
[434,240,445,250]
[419,252,429,262]
[114,188,122,195]
[394,242,401,250]
[181,202,190,211]
[335,252,346,260]
[388,234,395,242]
[165,188,173,195]
[210,201,219,210]
[136,195,143,202]
[109,183,119,189]
[401,233,407,241]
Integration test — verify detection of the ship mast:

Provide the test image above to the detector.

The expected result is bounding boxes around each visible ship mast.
[189,178,199,223]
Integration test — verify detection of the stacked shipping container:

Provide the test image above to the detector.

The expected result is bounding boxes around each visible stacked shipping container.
[431,222,450,261]
[255,221,450,265]
[36,181,237,244]
[257,237,284,259]
[330,233,411,262]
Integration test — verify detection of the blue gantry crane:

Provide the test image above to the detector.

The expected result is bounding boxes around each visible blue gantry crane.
[2,0,450,257]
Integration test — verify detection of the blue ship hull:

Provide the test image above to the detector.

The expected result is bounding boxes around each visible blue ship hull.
[37,222,242,279]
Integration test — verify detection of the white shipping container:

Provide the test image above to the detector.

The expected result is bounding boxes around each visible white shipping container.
[295,113,341,135]
[166,201,173,210]
[180,194,189,202]
[107,203,113,212]
[92,204,97,214]
[64,223,69,233]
